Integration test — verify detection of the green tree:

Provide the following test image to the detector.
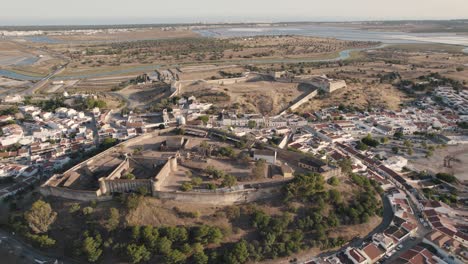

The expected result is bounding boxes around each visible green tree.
[407,148,414,155]
[392,146,399,154]
[198,115,209,124]
[105,208,120,232]
[225,240,249,264]
[26,233,56,248]
[25,200,57,234]
[142,226,159,249]
[191,177,203,186]
[436,173,457,183]
[403,140,413,148]
[356,141,368,151]
[380,137,389,144]
[68,203,81,214]
[82,206,94,216]
[125,194,142,210]
[126,243,151,264]
[164,249,186,264]
[328,176,340,186]
[82,234,103,262]
[122,173,136,180]
[181,182,193,191]
[131,226,141,241]
[193,251,209,264]
[338,158,353,175]
[361,134,380,147]
[156,237,172,255]
[222,175,237,188]
[248,120,257,129]
[252,159,266,179]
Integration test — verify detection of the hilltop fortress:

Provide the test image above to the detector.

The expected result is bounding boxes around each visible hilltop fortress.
[40,129,299,205]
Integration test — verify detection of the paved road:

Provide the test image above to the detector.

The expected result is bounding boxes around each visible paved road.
[0,229,65,264]
[20,65,67,95]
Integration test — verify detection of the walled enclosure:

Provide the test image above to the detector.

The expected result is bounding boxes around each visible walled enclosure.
[40,130,291,205]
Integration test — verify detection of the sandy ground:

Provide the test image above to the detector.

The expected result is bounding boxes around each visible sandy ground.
[0,77,31,87]
[409,144,468,181]
[182,76,310,115]
[53,28,199,42]
[305,82,407,111]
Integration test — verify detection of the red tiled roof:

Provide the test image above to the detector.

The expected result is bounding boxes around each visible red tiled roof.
[362,243,383,261]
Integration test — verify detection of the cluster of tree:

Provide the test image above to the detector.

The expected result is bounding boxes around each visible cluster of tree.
[457,121,468,129]
[122,225,223,263]
[8,200,57,248]
[216,146,235,158]
[337,158,353,175]
[197,115,209,124]
[34,97,66,112]
[83,98,107,110]
[435,172,457,183]
[0,106,19,116]
[283,173,325,201]
[378,71,401,84]
[422,187,458,205]
[202,166,238,189]
[361,134,380,148]
[218,71,243,78]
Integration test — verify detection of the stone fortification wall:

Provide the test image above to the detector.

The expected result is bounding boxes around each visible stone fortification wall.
[205,76,248,86]
[106,158,130,180]
[154,180,289,206]
[152,157,177,191]
[328,80,347,93]
[99,179,152,195]
[155,185,279,206]
[39,185,111,202]
[280,89,318,115]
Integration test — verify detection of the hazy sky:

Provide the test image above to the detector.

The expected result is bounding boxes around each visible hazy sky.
[1,0,467,25]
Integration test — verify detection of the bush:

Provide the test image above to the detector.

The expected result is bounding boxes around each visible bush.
[82,207,94,216]
[328,176,340,186]
[122,173,136,180]
[26,233,56,248]
[69,203,81,214]
[125,194,142,210]
[222,175,237,188]
[191,177,203,186]
[181,182,193,191]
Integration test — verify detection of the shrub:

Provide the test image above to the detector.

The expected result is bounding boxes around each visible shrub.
[180,182,193,191]
[328,176,340,186]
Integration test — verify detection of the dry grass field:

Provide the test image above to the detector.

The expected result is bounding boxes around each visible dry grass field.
[181,76,312,115]
[409,144,468,181]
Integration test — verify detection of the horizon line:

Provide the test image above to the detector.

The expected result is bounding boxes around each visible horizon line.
[1,17,468,28]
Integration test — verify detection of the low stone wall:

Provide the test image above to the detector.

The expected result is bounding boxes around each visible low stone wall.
[205,76,248,86]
